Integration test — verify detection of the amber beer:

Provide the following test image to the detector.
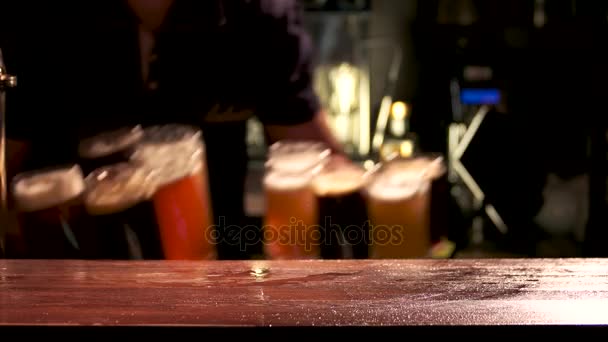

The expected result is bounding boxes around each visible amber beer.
[11,165,95,259]
[84,163,164,260]
[263,141,330,260]
[78,125,144,174]
[313,165,370,259]
[132,125,215,260]
[263,169,319,259]
[367,158,441,259]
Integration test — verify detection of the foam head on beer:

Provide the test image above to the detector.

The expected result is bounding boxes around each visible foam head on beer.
[153,147,206,188]
[367,165,429,202]
[263,169,313,192]
[383,156,446,181]
[266,140,331,172]
[12,165,86,213]
[263,141,330,191]
[269,140,329,155]
[78,125,144,159]
[140,124,202,145]
[312,165,367,197]
[131,125,206,188]
[84,163,156,216]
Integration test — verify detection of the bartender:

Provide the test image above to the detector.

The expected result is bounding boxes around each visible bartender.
[0,0,347,259]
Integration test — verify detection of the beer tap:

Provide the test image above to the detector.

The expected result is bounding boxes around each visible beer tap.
[0,48,16,257]
[0,49,17,213]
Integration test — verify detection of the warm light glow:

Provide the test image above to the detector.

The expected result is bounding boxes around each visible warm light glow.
[312,62,371,155]
[363,160,376,171]
[359,70,370,156]
[328,63,360,143]
[391,101,408,120]
[250,262,270,279]
[400,140,414,158]
[390,119,406,137]
[335,113,350,142]
[372,96,393,151]
[330,63,358,115]
[379,142,400,162]
[252,268,267,277]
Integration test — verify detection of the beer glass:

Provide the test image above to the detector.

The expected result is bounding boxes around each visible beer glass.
[263,141,330,260]
[78,125,144,175]
[312,164,370,259]
[132,124,216,260]
[366,158,436,259]
[416,154,448,244]
[84,162,163,260]
[11,165,95,259]
[267,140,331,164]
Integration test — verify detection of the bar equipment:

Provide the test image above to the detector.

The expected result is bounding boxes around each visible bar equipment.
[449,79,509,244]
[303,7,372,158]
[0,49,16,212]
[0,48,17,256]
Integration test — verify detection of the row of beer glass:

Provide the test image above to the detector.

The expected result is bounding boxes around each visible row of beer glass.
[7,124,444,260]
[262,141,446,260]
[9,124,215,260]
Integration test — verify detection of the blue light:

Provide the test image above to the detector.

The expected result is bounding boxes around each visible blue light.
[460,89,501,105]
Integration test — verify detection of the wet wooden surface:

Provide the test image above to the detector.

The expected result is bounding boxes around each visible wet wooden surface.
[1,259,608,329]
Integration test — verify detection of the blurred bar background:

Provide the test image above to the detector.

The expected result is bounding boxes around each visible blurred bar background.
[2,0,607,260]
[245,0,608,258]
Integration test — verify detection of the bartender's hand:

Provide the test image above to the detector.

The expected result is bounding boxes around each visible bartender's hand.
[265,110,352,161]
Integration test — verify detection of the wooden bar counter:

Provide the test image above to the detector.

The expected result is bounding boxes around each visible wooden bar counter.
[1,259,608,338]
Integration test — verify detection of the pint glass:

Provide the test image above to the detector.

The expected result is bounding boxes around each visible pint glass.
[84,163,163,260]
[416,155,448,243]
[11,165,95,259]
[78,126,144,175]
[263,141,330,260]
[367,158,436,259]
[132,125,216,260]
[312,164,370,259]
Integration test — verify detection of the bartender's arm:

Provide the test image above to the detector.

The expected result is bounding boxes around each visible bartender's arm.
[254,0,349,161]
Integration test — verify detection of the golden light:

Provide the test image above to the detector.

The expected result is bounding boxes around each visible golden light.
[363,160,376,171]
[400,140,414,158]
[391,101,408,120]
[330,63,358,115]
[250,262,270,280]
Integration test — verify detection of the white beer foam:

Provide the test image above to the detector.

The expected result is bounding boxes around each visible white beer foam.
[264,171,311,191]
[312,167,365,197]
[13,166,86,212]
[385,157,445,181]
[269,141,330,156]
[84,163,154,216]
[367,170,427,202]
[132,143,204,188]
[267,152,327,172]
